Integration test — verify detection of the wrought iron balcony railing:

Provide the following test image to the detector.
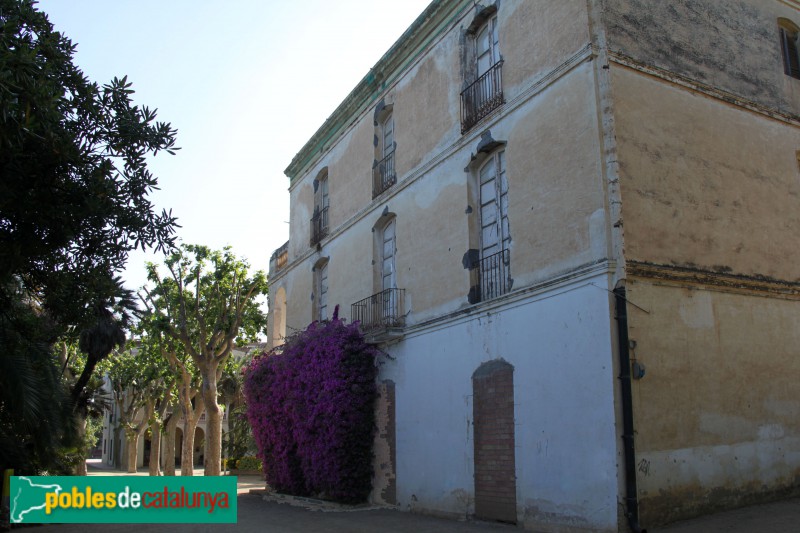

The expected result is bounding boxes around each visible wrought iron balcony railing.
[351,288,405,332]
[373,150,396,198]
[460,60,504,133]
[470,248,510,302]
[310,206,329,246]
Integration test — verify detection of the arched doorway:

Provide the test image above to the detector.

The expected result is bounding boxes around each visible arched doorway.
[194,427,205,467]
[174,427,183,468]
[143,433,152,467]
[472,359,517,523]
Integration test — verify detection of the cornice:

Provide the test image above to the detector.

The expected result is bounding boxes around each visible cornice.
[627,261,800,299]
[778,0,800,11]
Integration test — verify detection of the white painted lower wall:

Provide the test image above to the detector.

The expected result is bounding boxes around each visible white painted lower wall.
[381,272,621,531]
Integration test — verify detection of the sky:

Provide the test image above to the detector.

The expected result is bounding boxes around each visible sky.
[37,0,432,294]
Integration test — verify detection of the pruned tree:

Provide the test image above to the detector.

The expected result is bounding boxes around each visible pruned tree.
[106,340,170,473]
[133,330,176,477]
[135,320,206,476]
[160,394,182,476]
[140,245,267,475]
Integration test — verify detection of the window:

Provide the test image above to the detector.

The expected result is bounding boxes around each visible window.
[469,147,510,302]
[381,113,394,159]
[311,168,329,245]
[780,19,800,79]
[461,7,504,133]
[476,16,500,79]
[373,106,397,197]
[314,260,329,322]
[380,217,396,292]
[350,214,405,332]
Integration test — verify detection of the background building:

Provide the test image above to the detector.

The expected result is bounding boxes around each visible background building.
[267,1,800,530]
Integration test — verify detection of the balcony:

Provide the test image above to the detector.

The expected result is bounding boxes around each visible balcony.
[373,150,396,198]
[469,248,511,303]
[460,60,504,133]
[310,206,329,246]
[351,288,406,343]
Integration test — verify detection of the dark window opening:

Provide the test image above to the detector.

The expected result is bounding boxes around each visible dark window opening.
[780,23,800,79]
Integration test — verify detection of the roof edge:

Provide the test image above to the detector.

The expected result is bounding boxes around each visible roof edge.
[283,0,471,182]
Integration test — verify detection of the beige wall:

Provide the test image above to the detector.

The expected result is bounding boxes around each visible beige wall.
[614,66,800,282]
[393,45,460,174]
[505,62,607,287]
[626,278,800,524]
[275,0,602,333]
[605,0,800,115]
[611,7,800,520]
[501,0,590,98]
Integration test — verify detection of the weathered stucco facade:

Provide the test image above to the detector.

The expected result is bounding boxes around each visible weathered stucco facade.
[267,1,800,530]
[605,0,800,526]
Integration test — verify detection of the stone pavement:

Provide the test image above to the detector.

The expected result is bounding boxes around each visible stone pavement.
[651,496,800,533]
[23,461,800,532]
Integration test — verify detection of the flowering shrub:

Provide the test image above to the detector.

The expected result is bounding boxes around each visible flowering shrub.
[244,311,380,503]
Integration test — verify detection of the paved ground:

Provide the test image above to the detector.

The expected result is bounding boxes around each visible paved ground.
[21,461,800,532]
[651,496,800,533]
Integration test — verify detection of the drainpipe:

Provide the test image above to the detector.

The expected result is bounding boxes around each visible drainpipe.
[614,286,646,533]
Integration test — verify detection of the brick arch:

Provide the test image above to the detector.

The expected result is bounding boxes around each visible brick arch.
[472,358,517,523]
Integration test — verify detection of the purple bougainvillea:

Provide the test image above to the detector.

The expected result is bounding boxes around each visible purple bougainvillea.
[244,311,380,503]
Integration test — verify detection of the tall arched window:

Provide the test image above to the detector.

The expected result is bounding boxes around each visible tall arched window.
[351,213,404,332]
[475,15,500,80]
[779,19,800,79]
[466,136,511,304]
[373,102,397,198]
[311,168,329,245]
[478,149,509,262]
[461,5,504,132]
[381,112,394,160]
[313,258,329,322]
[379,216,397,293]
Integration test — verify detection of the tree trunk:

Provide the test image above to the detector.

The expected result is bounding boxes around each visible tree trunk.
[148,389,172,476]
[201,367,222,476]
[75,415,88,476]
[180,393,204,476]
[126,400,155,474]
[112,426,121,467]
[126,430,139,473]
[148,420,162,476]
[163,409,179,476]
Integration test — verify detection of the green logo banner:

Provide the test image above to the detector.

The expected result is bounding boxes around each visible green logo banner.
[10,476,237,523]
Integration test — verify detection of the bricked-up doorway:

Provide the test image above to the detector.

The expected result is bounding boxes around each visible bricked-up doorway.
[472,359,517,523]
[372,379,397,504]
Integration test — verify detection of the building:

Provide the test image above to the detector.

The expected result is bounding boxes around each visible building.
[266,1,800,530]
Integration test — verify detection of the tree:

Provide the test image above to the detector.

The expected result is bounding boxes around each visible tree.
[160,393,182,476]
[0,296,74,474]
[58,340,110,475]
[131,329,176,477]
[0,0,179,472]
[137,326,205,476]
[106,339,171,474]
[141,245,267,475]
